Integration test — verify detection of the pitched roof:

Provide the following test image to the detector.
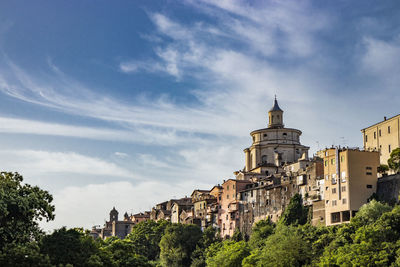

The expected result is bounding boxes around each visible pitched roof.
[269,97,283,112]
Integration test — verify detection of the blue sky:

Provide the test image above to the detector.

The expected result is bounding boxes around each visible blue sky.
[0,0,399,230]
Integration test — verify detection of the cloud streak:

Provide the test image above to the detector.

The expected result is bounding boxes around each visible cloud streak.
[0,149,135,178]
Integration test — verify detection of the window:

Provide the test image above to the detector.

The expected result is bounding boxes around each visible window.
[325,175,329,180]
[379,129,381,136]
[263,133,268,138]
[332,188,337,194]
[325,160,328,167]
[325,151,328,156]
[374,132,376,139]
[365,135,368,142]
[341,186,346,192]
[331,159,335,165]
[340,156,344,162]
[262,155,267,163]
[366,166,372,170]
[341,171,346,179]
[332,200,337,206]
[331,212,340,223]
[366,172,372,175]
[342,198,347,204]
[233,184,235,189]
[389,145,392,153]
[227,185,229,190]
[388,126,391,134]
[366,184,373,189]
[232,194,235,199]
[226,215,228,220]
[227,194,229,199]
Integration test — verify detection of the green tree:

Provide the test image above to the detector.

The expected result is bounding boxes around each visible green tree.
[159,224,203,267]
[0,242,51,267]
[243,225,312,267]
[351,200,392,226]
[40,227,104,267]
[248,218,275,249]
[126,219,170,261]
[190,226,221,267]
[388,148,400,173]
[378,164,389,176]
[0,172,55,250]
[206,240,250,267]
[319,205,400,266]
[231,228,243,242]
[279,193,308,226]
[101,238,151,267]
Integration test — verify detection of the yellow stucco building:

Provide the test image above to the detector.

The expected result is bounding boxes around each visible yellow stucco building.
[361,114,400,167]
[318,148,379,226]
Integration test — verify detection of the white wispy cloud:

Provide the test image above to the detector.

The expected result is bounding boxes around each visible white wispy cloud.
[0,116,203,146]
[0,150,135,178]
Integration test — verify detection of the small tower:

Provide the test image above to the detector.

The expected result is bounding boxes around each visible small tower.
[268,96,284,128]
[110,207,118,222]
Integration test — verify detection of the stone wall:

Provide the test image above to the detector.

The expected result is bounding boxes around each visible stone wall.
[376,174,400,203]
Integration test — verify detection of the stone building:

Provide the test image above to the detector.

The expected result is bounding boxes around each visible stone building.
[361,114,400,170]
[151,197,192,222]
[99,207,135,239]
[171,199,194,223]
[191,189,218,230]
[129,212,150,224]
[219,179,252,238]
[238,97,310,178]
[238,157,323,236]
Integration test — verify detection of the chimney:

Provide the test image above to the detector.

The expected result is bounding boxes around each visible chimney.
[384,116,387,121]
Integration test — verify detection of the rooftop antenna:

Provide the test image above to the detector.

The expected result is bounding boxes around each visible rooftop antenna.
[340,137,347,147]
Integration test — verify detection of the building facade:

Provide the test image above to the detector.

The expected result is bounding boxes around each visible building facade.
[318,148,379,225]
[361,114,400,168]
[240,97,310,177]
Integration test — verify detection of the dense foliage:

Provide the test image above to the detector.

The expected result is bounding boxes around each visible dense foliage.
[388,148,400,173]
[2,172,400,266]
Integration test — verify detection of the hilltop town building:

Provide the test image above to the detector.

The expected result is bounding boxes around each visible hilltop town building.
[361,114,400,168]
[238,97,310,179]
[219,179,252,238]
[317,148,379,225]
[191,189,218,229]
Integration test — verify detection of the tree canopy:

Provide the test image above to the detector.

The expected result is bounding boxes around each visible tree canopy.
[388,147,400,173]
[0,172,54,249]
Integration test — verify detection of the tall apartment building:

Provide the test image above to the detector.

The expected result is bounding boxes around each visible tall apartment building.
[361,114,400,167]
[319,148,379,225]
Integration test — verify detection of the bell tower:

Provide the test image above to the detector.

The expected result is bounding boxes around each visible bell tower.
[110,207,118,222]
[268,96,284,128]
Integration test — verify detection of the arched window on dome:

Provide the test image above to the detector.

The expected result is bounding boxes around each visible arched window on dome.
[262,155,267,164]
